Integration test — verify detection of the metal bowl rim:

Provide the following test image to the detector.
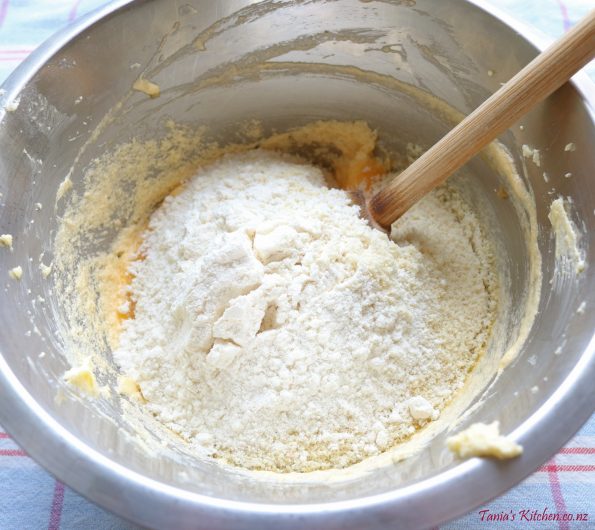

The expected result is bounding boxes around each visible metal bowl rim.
[0,0,594,527]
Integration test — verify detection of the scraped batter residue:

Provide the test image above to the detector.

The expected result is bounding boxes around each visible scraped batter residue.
[548,197,585,274]
[447,421,522,459]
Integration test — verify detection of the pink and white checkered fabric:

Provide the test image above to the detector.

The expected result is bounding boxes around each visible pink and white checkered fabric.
[0,0,593,528]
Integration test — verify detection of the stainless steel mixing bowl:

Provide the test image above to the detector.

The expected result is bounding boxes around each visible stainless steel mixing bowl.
[0,1,593,528]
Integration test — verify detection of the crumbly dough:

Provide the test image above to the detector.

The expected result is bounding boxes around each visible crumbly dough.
[117,376,144,401]
[447,421,523,459]
[64,361,100,397]
[521,144,541,167]
[132,78,161,99]
[0,234,13,249]
[113,149,497,472]
[39,262,52,278]
[8,266,22,280]
[4,96,19,112]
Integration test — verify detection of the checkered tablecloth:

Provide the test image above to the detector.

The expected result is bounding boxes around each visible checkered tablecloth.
[1,1,593,528]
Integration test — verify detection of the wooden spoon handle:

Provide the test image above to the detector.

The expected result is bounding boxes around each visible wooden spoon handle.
[369,9,595,229]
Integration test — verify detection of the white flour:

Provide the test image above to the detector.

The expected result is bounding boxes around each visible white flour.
[114,150,497,472]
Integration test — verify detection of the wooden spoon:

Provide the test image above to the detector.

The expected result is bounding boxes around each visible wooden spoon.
[361,9,595,232]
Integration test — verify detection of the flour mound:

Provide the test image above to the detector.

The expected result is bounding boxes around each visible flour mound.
[114,150,496,472]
